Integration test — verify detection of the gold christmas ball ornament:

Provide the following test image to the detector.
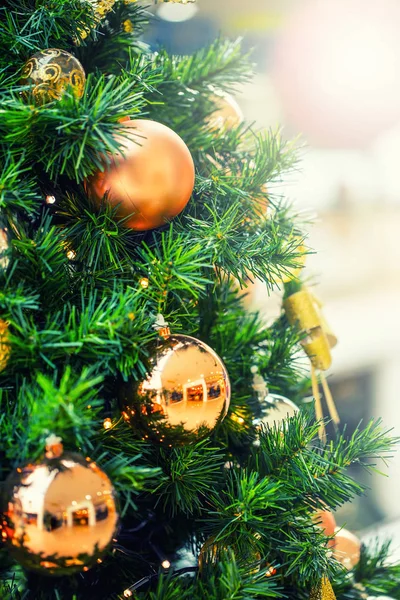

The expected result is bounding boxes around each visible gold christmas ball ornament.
[20,48,85,105]
[253,393,299,430]
[120,331,230,445]
[1,439,118,575]
[86,119,195,231]
[0,228,10,271]
[333,528,361,570]
[207,93,243,130]
[0,319,10,372]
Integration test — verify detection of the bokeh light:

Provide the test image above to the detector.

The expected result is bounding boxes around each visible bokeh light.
[273,0,400,147]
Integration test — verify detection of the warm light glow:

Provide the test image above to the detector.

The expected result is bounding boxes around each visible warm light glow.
[161,559,171,569]
[123,589,133,598]
[140,277,149,288]
[45,195,56,204]
[274,0,400,147]
[157,3,198,22]
[231,414,245,425]
[67,249,76,260]
[103,418,112,430]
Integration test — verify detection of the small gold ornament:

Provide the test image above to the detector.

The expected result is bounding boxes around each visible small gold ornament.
[253,393,299,430]
[0,228,10,270]
[198,535,261,573]
[1,437,118,575]
[20,49,86,105]
[120,328,230,445]
[333,528,361,570]
[310,577,337,600]
[0,319,10,372]
[283,285,339,441]
[207,93,243,130]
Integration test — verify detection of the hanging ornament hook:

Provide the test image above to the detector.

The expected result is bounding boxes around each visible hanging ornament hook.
[154,313,170,338]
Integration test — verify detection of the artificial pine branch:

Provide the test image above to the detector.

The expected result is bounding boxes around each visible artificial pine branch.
[0,2,399,599]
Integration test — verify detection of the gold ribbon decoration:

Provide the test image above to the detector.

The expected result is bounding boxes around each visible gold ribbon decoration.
[310,577,337,600]
[283,286,339,441]
[77,0,118,41]
[0,319,10,372]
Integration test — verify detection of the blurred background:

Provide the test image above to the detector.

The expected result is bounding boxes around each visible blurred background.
[143,0,400,549]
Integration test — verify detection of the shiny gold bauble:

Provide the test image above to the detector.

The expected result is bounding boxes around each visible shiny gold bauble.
[207,93,243,130]
[253,393,299,430]
[86,119,195,231]
[1,452,118,575]
[20,48,85,105]
[333,528,361,570]
[0,228,10,271]
[120,333,230,445]
[0,319,9,372]
[198,535,261,573]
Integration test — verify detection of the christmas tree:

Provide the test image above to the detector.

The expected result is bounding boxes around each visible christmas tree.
[0,1,399,599]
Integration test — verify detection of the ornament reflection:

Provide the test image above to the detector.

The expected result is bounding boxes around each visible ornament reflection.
[121,334,230,444]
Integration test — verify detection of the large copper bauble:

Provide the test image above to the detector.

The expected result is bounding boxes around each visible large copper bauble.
[253,393,299,430]
[1,452,118,575]
[120,334,230,445]
[20,49,85,105]
[86,120,195,231]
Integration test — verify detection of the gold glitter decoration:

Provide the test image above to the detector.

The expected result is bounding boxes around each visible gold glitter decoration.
[2,448,118,575]
[310,577,336,600]
[120,332,230,445]
[20,49,86,105]
[0,319,10,372]
[123,19,134,32]
[93,0,117,18]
